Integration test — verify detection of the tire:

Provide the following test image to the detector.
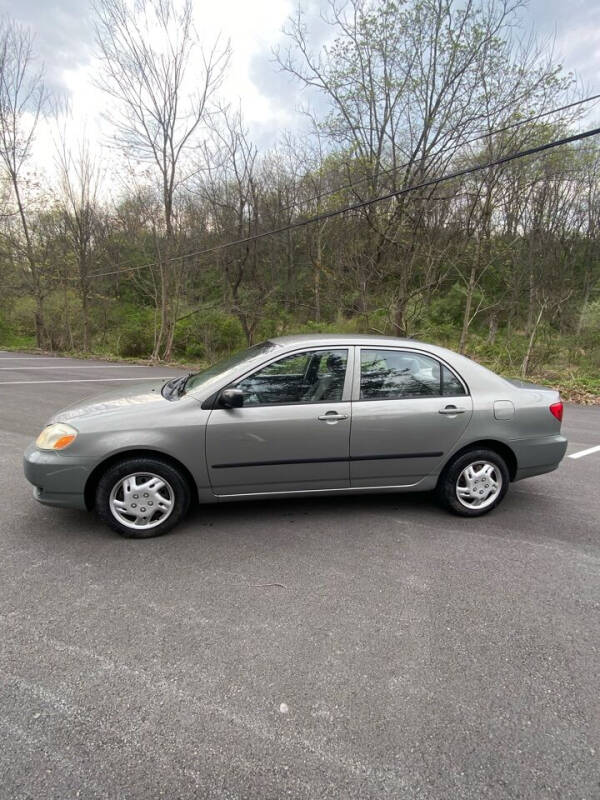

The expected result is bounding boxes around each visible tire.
[436,448,509,517]
[96,457,191,538]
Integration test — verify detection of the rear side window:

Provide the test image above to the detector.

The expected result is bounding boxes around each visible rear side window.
[441,365,467,396]
[359,349,466,400]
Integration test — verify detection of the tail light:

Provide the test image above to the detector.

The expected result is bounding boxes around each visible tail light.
[549,401,563,422]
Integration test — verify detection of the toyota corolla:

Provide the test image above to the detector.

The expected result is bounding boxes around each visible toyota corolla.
[24,335,567,538]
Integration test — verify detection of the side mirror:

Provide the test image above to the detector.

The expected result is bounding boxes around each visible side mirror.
[219,388,244,409]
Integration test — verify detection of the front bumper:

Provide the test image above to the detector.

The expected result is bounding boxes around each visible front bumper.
[23,443,94,511]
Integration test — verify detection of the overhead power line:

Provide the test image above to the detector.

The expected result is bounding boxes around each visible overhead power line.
[86,93,600,282]
[87,124,600,282]
[88,93,600,281]
[278,91,600,214]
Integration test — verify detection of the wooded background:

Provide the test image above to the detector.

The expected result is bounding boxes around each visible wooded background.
[1,0,599,394]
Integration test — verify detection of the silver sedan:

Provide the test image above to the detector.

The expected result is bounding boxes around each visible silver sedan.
[24,335,567,538]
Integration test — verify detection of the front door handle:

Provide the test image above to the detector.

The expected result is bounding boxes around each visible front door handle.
[318,412,348,422]
[439,405,467,415]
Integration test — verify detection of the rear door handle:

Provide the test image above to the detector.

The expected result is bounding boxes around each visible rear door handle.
[318,412,348,422]
[439,406,467,415]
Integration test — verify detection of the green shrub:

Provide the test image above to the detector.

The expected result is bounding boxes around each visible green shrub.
[9,295,37,337]
[185,342,206,360]
[111,306,155,357]
[580,299,600,343]
[173,309,245,360]
[0,309,36,348]
[428,283,468,327]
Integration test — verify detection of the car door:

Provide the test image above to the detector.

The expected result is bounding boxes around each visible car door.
[350,347,473,486]
[206,347,352,495]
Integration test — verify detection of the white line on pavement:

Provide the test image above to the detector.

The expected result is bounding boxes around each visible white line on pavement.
[0,377,171,385]
[568,445,600,460]
[0,356,71,360]
[0,365,152,370]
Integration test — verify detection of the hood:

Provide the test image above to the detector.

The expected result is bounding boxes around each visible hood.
[51,379,169,423]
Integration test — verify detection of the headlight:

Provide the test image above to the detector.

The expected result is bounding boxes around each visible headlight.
[36,423,78,451]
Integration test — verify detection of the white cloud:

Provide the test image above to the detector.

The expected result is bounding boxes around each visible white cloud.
[26,0,296,191]
[16,0,600,190]
[201,0,294,126]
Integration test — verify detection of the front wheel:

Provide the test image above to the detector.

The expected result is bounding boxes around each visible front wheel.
[96,457,191,538]
[436,449,509,517]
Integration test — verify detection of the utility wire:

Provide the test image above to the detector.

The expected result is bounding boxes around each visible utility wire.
[86,94,600,282]
[88,94,600,281]
[87,124,600,281]
[278,91,600,214]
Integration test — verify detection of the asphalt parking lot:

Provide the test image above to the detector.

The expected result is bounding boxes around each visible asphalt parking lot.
[1,351,599,800]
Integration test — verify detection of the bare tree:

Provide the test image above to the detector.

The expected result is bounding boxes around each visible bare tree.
[197,106,273,344]
[93,0,229,360]
[0,17,48,347]
[55,112,103,351]
[278,0,572,334]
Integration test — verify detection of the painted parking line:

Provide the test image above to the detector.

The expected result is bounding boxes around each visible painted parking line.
[568,445,600,460]
[0,365,152,370]
[0,356,72,360]
[0,377,172,385]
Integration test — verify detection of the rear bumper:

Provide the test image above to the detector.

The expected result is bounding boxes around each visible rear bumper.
[511,434,568,481]
[23,443,92,511]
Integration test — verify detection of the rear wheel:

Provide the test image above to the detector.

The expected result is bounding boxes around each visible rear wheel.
[436,448,509,517]
[96,457,191,538]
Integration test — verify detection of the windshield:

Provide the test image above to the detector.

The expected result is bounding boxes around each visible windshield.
[183,341,281,395]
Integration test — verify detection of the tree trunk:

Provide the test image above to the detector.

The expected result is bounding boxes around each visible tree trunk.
[12,174,45,348]
[521,304,545,377]
[163,319,175,361]
[313,239,322,322]
[286,229,295,312]
[152,247,168,362]
[63,279,74,350]
[81,277,89,351]
[393,301,406,336]
[162,278,181,361]
[526,266,536,334]
[34,299,45,350]
[459,261,477,354]
[239,313,254,346]
[488,312,498,344]
[576,283,591,336]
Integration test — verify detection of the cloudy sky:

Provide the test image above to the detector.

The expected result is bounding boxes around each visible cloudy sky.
[0,0,598,172]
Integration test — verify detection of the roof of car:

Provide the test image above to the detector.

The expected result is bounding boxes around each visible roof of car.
[270,334,426,348]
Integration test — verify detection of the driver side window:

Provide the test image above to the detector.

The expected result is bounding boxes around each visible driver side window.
[236,349,348,406]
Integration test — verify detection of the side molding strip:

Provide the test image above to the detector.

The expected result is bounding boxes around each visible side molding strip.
[212,452,443,469]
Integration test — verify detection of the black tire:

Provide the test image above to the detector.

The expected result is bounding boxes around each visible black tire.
[96,457,191,538]
[436,448,509,517]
